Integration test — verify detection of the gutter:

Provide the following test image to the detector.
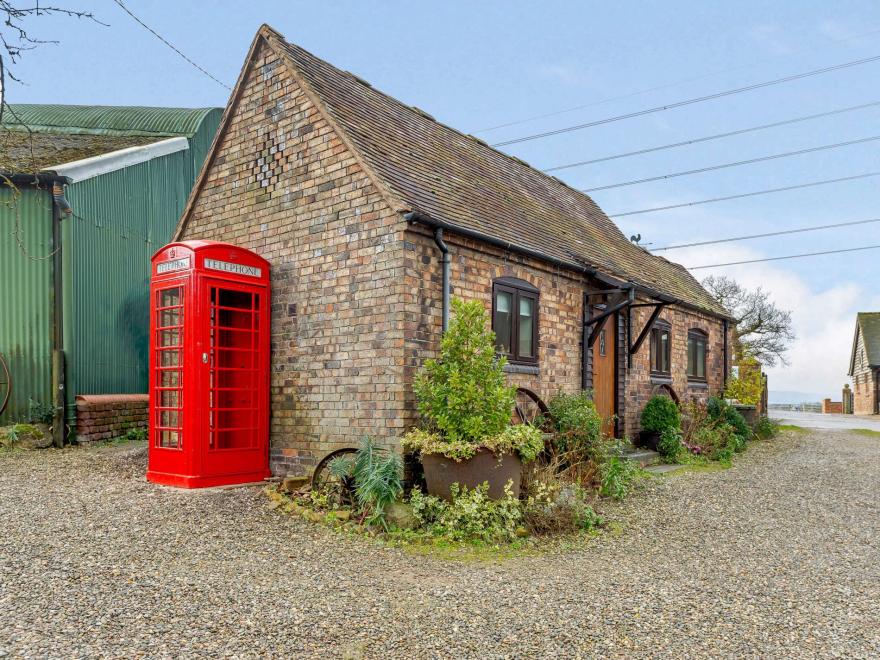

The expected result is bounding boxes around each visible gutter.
[49,136,189,183]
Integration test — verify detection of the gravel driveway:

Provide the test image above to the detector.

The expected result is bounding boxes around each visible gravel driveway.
[2,429,879,658]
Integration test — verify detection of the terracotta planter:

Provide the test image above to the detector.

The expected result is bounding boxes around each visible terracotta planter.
[421,448,522,501]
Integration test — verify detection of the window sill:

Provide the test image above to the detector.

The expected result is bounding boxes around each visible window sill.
[687,380,709,389]
[650,374,672,385]
[503,363,540,375]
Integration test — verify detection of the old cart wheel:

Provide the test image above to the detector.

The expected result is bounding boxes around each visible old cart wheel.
[0,353,10,418]
[311,447,358,507]
[512,387,552,431]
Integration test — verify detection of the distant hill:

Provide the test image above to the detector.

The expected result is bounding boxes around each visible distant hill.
[769,390,824,405]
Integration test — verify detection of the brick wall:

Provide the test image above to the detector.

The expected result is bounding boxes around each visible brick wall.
[623,303,729,436]
[401,226,585,431]
[76,394,148,443]
[822,399,844,414]
[179,40,408,475]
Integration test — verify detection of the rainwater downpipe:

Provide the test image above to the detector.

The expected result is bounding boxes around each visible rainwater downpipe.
[433,227,450,332]
[51,180,72,447]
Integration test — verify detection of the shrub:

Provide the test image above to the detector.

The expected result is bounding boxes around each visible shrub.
[657,427,683,461]
[547,391,603,459]
[522,481,602,535]
[640,396,680,434]
[402,423,544,463]
[412,298,515,444]
[707,396,750,446]
[599,454,639,500]
[327,438,403,529]
[27,399,54,425]
[723,358,764,405]
[754,416,780,440]
[409,482,522,543]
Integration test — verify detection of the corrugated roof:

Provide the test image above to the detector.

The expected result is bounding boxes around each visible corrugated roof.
[261,32,728,317]
[857,312,880,366]
[1,104,219,138]
[0,131,161,172]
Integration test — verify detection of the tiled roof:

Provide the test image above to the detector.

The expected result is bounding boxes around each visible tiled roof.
[272,28,728,317]
[856,312,880,366]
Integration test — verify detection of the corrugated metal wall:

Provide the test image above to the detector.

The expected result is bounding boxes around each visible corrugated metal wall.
[61,113,220,422]
[0,187,54,424]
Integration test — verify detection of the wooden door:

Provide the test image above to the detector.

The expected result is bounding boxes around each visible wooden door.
[592,311,617,437]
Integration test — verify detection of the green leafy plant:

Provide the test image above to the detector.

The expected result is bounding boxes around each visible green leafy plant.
[599,454,639,500]
[707,396,750,447]
[547,391,603,459]
[27,399,54,425]
[124,427,147,442]
[403,298,542,462]
[350,438,403,529]
[409,481,522,543]
[723,357,764,405]
[657,427,683,461]
[640,396,681,434]
[753,416,780,440]
[522,481,603,535]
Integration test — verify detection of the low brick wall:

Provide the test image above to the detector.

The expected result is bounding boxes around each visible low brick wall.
[822,399,844,414]
[76,394,148,443]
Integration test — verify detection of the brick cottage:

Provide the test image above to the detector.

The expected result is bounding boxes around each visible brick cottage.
[174,25,733,476]
[849,312,880,415]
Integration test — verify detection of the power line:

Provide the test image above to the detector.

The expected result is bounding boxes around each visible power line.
[653,217,880,251]
[473,25,880,134]
[688,244,880,270]
[491,53,880,147]
[542,100,880,173]
[608,171,880,217]
[111,0,231,91]
[582,134,880,193]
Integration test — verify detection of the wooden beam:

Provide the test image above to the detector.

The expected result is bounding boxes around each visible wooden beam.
[629,302,667,356]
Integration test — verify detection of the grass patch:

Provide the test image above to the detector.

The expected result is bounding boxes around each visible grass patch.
[851,428,880,438]
[778,424,809,434]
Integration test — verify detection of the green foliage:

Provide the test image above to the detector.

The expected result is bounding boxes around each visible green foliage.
[753,416,780,440]
[402,410,545,463]
[547,391,603,459]
[707,396,750,446]
[598,455,639,500]
[327,453,355,480]
[723,358,764,405]
[27,400,54,425]
[690,423,738,463]
[124,427,147,442]
[350,438,403,529]
[657,427,683,461]
[409,482,522,543]
[640,396,681,434]
[412,298,516,447]
[522,481,603,535]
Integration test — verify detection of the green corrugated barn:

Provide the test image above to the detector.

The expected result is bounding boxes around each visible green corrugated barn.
[0,105,221,438]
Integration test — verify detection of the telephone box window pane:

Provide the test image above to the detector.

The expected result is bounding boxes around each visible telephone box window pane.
[159,350,180,367]
[494,291,512,353]
[159,430,179,448]
[159,308,180,327]
[160,390,179,407]
[160,410,179,427]
[160,289,180,307]
[160,370,180,387]
[159,329,181,347]
[518,297,534,357]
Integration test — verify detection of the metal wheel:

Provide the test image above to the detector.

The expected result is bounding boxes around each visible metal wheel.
[512,387,552,431]
[0,353,10,419]
[311,447,358,506]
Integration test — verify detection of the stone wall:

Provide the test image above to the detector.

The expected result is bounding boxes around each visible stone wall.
[179,40,408,475]
[75,394,148,443]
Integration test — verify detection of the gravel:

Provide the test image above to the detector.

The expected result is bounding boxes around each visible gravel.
[1,430,879,658]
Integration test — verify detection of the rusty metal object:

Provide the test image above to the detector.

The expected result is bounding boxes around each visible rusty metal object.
[512,387,553,430]
[421,448,523,501]
[0,352,10,418]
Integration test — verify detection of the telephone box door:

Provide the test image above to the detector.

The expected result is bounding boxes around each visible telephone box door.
[199,278,269,479]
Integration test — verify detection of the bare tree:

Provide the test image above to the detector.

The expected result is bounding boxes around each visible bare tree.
[702,275,795,367]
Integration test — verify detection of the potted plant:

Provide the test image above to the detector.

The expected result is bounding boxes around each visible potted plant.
[639,395,680,451]
[402,299,544,500]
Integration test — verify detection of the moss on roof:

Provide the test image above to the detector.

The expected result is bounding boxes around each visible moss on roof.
[857,312,880,366]
[0,130,161,173]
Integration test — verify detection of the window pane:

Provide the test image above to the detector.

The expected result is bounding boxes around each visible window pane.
[160,288,180,307]
[697,340,706,378]
[494,291,512,353]
[687,337,696,376]
[518,297,534,357]
[660,331,670,373]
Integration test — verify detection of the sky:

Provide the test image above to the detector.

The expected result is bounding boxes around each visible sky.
[5,0,880,399]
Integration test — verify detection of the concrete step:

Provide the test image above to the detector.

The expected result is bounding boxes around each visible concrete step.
[621,446,661,467]
[643,463,683,475]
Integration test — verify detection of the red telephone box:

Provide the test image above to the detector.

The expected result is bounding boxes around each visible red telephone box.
[147,241,271,488]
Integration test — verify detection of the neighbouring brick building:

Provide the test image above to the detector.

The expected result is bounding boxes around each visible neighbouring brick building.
[848,312,880,415]
[175,25,733,475]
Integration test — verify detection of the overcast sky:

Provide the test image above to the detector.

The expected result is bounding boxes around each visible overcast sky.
[7,0,880,399]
